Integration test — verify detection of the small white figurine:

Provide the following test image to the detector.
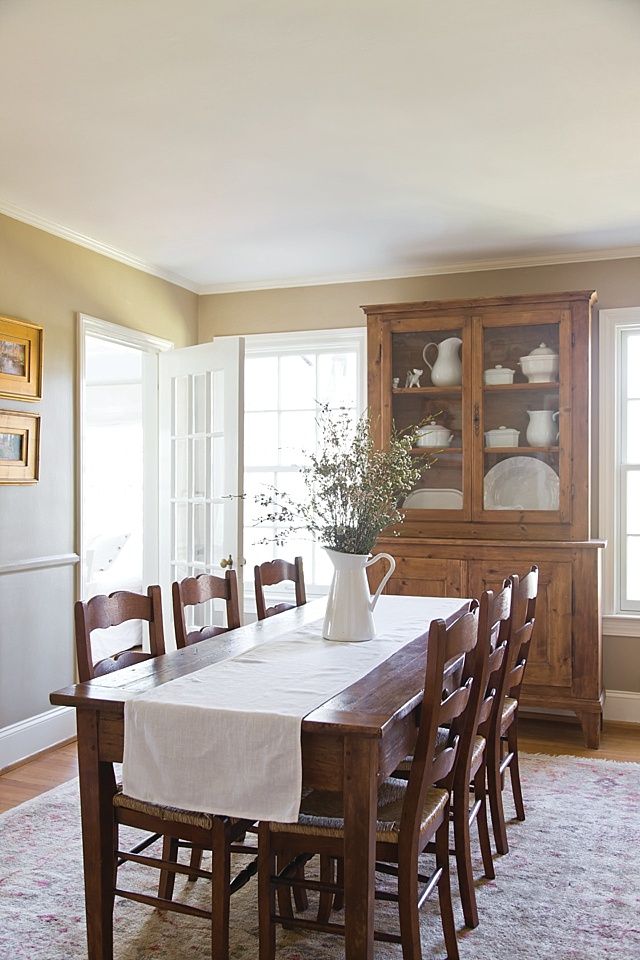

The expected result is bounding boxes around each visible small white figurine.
[405,368,423,388]
[392,377,400,388]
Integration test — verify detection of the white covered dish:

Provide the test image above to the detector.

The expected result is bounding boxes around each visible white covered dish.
[484,364,515,385]
[518,343,559,383]
[415,421,454,447]
[485,426,520,448]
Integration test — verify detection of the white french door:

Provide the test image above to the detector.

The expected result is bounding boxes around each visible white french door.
[159,337,245,640]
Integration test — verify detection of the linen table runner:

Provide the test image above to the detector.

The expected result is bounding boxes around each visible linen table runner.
[123,594,466,823]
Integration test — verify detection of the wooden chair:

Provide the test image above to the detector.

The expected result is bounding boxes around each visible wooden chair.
[257,604,480,960]
[486,565,538,855]
[74,586,165,682]
[74,587,177,902]
[173,570,241,648]
[254,557,306,621]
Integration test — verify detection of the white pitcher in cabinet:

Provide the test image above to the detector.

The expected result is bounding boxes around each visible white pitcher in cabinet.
[526,409,559,447]
[422,337,462,386]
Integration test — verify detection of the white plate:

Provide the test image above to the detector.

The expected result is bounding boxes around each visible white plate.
[403,488,464,510]
[484,456,559,511]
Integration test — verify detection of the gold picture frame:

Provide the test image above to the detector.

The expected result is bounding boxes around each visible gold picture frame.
[0,409,40,484]
[0,316,43,400]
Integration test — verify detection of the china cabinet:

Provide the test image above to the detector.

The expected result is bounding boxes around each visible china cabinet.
[365,290,605,747]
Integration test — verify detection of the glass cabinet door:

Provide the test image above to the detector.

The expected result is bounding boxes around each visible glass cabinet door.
[473,309,572,522]
[389,317,471,517]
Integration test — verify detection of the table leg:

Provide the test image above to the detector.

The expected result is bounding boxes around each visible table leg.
[76,710,116,960]
[343,735,378,960]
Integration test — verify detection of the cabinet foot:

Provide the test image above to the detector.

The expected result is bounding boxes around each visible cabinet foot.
[577,710,602,749]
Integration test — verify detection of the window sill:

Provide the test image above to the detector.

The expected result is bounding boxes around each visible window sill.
[602,615,640,638]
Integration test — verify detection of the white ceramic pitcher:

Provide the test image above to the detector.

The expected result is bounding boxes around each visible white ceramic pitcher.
[526,409,559,446]
[422,337,462,386]
[322,548,396,642]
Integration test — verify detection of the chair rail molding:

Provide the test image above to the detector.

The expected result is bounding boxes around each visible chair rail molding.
[0,552,80,577]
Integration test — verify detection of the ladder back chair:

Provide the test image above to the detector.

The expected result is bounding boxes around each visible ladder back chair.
[257,603,480,960]
[173,570,241,649]
[74,586,180,902]
[254,557,306,621]
[486,565,538,855]
[74,586,165,682]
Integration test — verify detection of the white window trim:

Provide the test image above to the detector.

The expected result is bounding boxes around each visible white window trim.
[242,326,367,609]
[599,307,640,637]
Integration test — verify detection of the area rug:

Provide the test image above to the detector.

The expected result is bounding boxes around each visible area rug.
[1,753,639,959]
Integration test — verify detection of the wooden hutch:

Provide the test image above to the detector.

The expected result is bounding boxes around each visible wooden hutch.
[365,291,605,747]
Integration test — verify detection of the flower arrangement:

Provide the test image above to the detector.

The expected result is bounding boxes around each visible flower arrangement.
[256,406,435,555]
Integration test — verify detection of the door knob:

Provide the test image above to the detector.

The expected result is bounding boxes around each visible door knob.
[220,554,234,569]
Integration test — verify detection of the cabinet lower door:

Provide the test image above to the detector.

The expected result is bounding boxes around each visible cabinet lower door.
[467,559,573,689]
[376,556,465,598]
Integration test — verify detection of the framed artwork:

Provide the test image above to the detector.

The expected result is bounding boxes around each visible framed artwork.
[0,409,40,484]
[0,316,43,400]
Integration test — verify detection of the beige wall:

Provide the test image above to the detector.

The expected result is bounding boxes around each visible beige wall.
[0,214,198,733]
[199,256,640,697]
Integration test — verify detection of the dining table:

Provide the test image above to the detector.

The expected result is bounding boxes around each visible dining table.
[50,593,470,960]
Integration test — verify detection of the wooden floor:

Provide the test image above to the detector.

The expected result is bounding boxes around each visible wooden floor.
[0,718,638,815]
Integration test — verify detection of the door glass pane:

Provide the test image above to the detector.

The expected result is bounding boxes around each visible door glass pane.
[483,322,560,512]
[212,369,225,432]
[193,502,207,564]
[173,376,190,437]
[391,328,464,511]
[212,435,225,498]
[174,438,189,499]
[193,437,207,498]
[193,374,207,434]
[174,502,188,562]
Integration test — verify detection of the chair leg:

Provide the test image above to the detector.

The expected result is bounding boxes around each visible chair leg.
[474,766,495,881]
[435,815,459,960]
[211,824,230,960]
[333,857,344,911]
[293,859,309,912]
[258,824,277,960]
[452,784,478,929]
[158,836,179,902]
[397,847,422,960]
[275,852,295,928]
[508,723,526,822]
[487,737,509,856]
[188,845,203,882]
[317,856,335,923]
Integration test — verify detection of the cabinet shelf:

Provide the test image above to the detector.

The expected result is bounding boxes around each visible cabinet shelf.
[483,382,559,392]
[484,446,559,454]
[410,446,462,455]
[392,386,462,396]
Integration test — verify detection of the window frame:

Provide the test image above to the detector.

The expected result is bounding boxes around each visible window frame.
[599,308,640,635]
[243,327,367,604]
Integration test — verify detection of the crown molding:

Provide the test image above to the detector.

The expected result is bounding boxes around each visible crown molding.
[3,197,640,296]
[0,200,199,293]
[198,245,640,295]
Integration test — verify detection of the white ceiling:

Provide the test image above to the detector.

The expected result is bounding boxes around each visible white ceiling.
[1,0,640,292]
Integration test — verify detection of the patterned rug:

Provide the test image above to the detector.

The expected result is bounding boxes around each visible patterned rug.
[1,753,639,959]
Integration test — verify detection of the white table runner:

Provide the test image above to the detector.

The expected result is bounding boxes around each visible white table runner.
[122,595,467,823]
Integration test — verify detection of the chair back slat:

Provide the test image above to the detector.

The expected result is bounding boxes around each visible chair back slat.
[172,570,241,649]
[399,604,480,851]
[508,659,527,691]
[74,585,165,682]
[254,557,306,621]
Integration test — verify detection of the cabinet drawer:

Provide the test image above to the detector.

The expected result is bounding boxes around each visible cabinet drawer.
[467,559,572,688]
[370,556,465,598]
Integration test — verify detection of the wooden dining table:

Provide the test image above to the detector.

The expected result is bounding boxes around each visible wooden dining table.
[50,594,469,960]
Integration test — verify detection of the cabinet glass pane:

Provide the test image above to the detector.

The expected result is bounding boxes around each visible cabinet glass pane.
[391,328,464,511]
[483,322,560,512]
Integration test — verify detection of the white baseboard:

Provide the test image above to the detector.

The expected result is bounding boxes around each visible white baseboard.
[604,689,640,724]
[0,706,76,771]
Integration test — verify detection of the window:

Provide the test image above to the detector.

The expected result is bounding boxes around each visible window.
[243,328,366,600]
[600,309,640,631]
